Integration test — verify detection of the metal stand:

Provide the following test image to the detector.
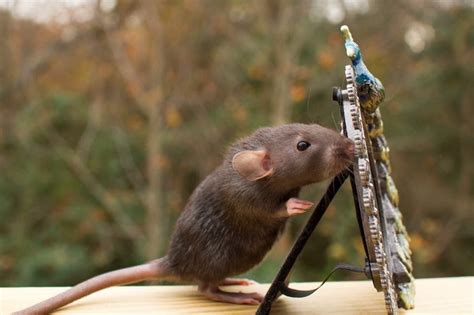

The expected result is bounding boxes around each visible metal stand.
[256,82,373,315]
[258,25,416,315]
[256,171,349,315]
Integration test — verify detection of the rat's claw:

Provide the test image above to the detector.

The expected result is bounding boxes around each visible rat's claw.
[220,278,258,286]
[286,198,314,216]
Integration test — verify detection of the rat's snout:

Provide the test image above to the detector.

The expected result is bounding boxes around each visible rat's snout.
[333,138,355,162]
[325,137,354,178]
[344,138,355,159]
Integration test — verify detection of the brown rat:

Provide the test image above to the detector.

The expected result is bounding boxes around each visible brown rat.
[15,123,353,314]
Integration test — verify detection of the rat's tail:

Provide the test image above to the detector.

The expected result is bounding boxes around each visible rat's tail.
[14,257,171,315]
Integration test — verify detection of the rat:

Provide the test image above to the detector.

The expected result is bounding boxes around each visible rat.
[15,123,354,314]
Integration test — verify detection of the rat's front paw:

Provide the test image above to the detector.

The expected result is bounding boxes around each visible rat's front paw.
[286,198,314,216]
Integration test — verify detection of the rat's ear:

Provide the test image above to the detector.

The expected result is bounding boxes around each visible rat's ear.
[232,150,273,181]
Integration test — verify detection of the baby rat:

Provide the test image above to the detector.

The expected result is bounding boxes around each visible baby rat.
[16,123,354,314]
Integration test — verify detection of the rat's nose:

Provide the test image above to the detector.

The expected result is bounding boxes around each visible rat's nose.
[334,138,355,160]
[344,139,355,158]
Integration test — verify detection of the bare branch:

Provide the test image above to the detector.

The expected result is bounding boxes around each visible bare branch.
[76,99,100,160]
[99,10,152,115]
[49,132,145,241]
[112,126,148,209]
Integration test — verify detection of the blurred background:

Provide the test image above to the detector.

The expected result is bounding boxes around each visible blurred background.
[0,0,472,287]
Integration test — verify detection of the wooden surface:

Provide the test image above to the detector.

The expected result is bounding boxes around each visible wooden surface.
[1,277,472,314]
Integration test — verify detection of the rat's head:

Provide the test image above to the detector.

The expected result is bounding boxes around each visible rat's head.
[231,124,354,188]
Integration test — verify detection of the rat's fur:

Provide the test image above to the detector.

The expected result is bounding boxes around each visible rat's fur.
[167,123,352,283]
[16,123,353,314]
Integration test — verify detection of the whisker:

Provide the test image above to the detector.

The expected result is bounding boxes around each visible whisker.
[331,112,340,131]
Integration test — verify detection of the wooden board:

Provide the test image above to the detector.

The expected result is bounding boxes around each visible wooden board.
[1,277,472,314]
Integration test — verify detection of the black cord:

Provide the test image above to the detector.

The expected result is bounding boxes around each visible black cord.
[280,263,366,298]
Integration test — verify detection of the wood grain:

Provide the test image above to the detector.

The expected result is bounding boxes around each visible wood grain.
[1,277,472,314]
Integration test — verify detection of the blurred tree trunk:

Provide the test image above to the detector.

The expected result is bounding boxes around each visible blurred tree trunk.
[0,10,12,99]
[267,0,308,125]
[99,1,167,259]
[268,1,292,125]
[454,20,472,222]
[0,10,14,139]
[264,0,309,256]
[146,102,164,259]
[143,2,166,260]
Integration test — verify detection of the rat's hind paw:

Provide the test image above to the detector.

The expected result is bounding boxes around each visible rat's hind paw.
[199,284,263,305]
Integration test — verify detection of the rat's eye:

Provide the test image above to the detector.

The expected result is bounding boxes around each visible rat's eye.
[297,141,311,151]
